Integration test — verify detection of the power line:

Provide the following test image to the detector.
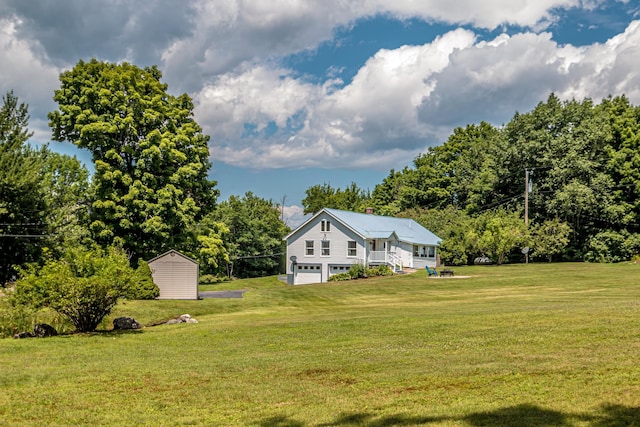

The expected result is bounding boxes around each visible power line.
[233,252,284,260]
[0,234,51,238]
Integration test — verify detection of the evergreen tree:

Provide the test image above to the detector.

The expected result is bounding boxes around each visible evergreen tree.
[0,91,46,284]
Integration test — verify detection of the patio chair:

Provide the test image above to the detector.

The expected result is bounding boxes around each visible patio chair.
[425,266,438,277]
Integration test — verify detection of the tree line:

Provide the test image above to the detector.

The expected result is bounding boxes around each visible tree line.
[302,94,640,265]
[3,58,640,288]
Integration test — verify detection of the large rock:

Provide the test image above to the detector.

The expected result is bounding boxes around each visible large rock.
[113,316,141,330]
[33,323,57,337]
[166,314,199,325]
[14,331,34,339]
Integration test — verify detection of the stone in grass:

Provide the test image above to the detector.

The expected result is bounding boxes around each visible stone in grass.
[14,331,34,339]
[33,323,58,337]
[13,323,58,339]
[166,314,198,325]
[113,316,141,330]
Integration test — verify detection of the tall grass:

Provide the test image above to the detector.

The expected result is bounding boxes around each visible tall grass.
[1,262,639,426]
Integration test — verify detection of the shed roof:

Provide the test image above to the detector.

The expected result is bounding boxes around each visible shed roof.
[147,249,198,265]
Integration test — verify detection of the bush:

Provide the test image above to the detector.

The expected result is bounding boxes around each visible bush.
[0,293,35,338]
[122,260,159,300]
[369,265,394,276]
[584,230,640,263]
[199,274,229,285]
[348,263,369,279]
[328,273,351,282]
[13,246,140,332]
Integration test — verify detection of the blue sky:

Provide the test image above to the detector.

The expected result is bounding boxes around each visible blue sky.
[1,1,639,227]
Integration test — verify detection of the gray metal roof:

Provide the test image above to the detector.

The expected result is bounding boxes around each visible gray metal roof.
[324,208,441,245]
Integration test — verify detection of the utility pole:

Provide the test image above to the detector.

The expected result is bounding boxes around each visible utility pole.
[524,168,529,226]
[524,168,533,264]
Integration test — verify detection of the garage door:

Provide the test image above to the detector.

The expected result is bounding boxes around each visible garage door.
[294,264,322,284]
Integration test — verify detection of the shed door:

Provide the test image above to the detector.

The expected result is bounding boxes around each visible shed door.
[295,264,322,285]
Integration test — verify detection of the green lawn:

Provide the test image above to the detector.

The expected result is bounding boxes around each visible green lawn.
[1,263,640,426]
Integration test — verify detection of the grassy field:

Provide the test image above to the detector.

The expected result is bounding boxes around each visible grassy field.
[1,262,639,426]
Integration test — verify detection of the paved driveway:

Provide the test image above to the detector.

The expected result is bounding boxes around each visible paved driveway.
[198,290,246,299]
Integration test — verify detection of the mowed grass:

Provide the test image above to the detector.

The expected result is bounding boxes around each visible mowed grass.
[1,263,640,426]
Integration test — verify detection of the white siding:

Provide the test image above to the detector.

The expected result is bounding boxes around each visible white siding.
[286,211,364,285]
[148,251,199,299]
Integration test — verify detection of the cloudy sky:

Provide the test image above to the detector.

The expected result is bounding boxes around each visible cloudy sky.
[1,0,639,226]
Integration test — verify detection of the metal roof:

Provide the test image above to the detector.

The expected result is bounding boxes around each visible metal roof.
[287,208,441,245]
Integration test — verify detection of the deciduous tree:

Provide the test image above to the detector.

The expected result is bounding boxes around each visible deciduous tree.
[48,59,217,262]
[211,192,289,278]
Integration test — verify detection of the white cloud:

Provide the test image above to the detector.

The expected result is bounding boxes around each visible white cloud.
[281,205,309,229]
[0,16,61,143]
[194,20,640,171]
[1,0,637,166]
[156,0,600,91]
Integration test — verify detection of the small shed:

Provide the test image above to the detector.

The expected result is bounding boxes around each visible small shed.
[148,250,199,300]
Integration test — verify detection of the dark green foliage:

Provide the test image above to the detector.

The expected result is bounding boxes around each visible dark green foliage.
[198,274,229,285]
[584,230,640,263]
[328,264,393,281]
[0,91,47,284]
[361,94,640,263]
[122,260,159,300]
[302,182,370,215]
[348,263,369,279]
[210,192,290,278]
[0,294,37,338]
[48,59,217,263]
[531,218,572,262]
[39,151,92,254]
[13,246,140,332]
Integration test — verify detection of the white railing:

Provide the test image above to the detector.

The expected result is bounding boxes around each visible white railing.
[368,251,388,263]
[367,251,403,272]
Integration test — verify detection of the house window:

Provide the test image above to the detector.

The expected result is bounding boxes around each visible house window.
[321,240,330,256]
[305,240,314,256]
[321,220,331,232]
[413,245,419,256]
[428,246,435,257]
[347,241,357,257]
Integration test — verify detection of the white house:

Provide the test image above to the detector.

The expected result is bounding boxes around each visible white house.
[284,208,441,285]
[148,250,199,299]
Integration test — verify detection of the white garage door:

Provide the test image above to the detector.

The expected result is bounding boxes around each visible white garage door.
[294,264,322,285]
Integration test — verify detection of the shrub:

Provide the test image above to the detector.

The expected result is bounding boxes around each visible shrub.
[0,293,35,338]
[584,230,640,263]
[122,260,159,300]
[348,263,369,279]
[369,265,394,276]
[199,274,229,285]
[13,246,140,332]
[328,273,351,282]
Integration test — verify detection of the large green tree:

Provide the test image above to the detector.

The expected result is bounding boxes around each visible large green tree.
[211,192,290,278]
[0,91,47,284]
[302,182,370,215]
[39,151,91,254]
[48,60,217,262]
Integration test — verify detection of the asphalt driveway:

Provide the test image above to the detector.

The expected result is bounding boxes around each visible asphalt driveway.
[198,290,246,299]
